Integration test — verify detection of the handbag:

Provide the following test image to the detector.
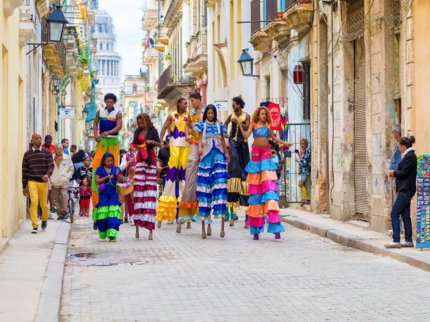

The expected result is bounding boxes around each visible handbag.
[98,182,106,192]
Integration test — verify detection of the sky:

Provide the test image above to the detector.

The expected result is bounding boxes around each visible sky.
[100,0,143,78]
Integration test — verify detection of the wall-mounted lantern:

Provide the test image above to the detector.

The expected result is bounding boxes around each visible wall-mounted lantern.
[293,64,304,84]
[237,49,259,78]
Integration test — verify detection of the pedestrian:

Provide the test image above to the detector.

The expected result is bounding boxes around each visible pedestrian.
[51,144,75,220]
[224,96,251,227]
[156,134,171,188]
[385,136,417,249]
[119,145,138,224]
[156,98,190,227]
[92,93,122,209]
[294,138,311,206]
[76,156,92,185]
[177,92,205,233]
[61,139,70,155]
[41,134,56,214]
[22,133,55,233]
[238,106,292,240]
[194,104,230,239]
[70,144,77,156]
[390,125,402,191]
[79,177,92,217]
[132,113,161,240]
[72,144,88,181]
[93,152,124,241]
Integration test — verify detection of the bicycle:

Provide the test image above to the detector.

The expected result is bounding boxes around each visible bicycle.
[67,184,79,223]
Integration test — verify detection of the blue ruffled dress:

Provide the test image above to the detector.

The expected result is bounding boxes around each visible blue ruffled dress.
[194,121,229,223]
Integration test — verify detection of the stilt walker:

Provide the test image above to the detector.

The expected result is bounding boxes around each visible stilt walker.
[224,97,250,227]
[193,105,230,238]
[238,106,292,240]
[156,98,190,226]
[177,92,205,233]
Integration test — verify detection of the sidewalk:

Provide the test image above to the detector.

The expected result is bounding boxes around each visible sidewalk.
[280,208,430,272]
[0,219,70,322]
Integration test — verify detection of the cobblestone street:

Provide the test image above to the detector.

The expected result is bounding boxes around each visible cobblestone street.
[60,213,430,322]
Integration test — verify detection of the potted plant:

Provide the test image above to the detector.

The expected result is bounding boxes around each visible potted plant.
[165,53,171,61]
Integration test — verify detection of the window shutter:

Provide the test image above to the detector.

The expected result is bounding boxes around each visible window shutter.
[251,0,261,34]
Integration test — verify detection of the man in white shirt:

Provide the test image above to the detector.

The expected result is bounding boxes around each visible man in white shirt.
[51,144,75,220]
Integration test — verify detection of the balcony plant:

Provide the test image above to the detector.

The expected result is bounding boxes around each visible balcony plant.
[165,53,171,61]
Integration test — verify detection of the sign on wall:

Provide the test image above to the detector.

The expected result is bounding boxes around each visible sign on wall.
[214,100,228,111]
[416,154,430,249]
[60,108,75,119]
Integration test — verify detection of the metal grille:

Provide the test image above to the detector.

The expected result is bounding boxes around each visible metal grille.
[345,0,365,42]
[303,62,311,120]
[389,0,402,29]
[353,38,368,216]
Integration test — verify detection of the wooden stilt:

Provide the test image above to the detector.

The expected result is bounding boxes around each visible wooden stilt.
[220,218,225,237]
[202,221,206,239]
[135,226,139,238]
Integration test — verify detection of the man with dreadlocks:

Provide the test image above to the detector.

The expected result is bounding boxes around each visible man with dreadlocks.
[224,96,251,227]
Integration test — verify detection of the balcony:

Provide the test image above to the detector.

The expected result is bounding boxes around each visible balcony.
[146,91,155,103]
[35,0,50,17]
[184,29,208,74]
[142,8,158,30]
[154,26,169,51]
[250,29,272,53]
[283,0,313,35]
[142,47,158,65]
[85,103,96,123]
[4,0,23,17]
[87,10,95,26]
[19,6,35,47]
[157,66,194,100]
[264,18,291,48]
[44,42,66,77]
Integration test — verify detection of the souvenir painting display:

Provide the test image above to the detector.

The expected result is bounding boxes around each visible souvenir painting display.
[416,154,430,249]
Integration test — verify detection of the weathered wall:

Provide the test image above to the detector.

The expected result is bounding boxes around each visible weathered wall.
[0,1,28,251]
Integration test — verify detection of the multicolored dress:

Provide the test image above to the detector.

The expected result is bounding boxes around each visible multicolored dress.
[132,128,160,230]
[92,165,122,240]
[156,111,190,222]
[246,123,285,235]
[178,106,204,223]
[92,107,120,208]
[194,121,229,222]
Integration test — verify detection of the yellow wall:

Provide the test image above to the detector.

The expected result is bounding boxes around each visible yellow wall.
[0,2,28,250]
[413,0,430,154]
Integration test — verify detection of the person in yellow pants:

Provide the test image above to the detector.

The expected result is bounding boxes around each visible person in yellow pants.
[92,94,122,230]
[157,98,190,227]
[22,133,55,234]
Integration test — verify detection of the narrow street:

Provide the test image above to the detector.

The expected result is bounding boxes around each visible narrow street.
[60,213,430,322]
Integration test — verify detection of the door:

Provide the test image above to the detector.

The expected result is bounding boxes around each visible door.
[353,38,368,216]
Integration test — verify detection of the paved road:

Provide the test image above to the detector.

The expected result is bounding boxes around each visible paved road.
[60,213,430,322]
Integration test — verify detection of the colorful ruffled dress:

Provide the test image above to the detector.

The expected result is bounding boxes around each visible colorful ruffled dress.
[132,127,160,230]
[246,123,285,236]
[92,165,122,240]
[194,120,229,222]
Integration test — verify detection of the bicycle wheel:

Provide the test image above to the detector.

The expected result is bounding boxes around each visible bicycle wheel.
[69,198,75,223]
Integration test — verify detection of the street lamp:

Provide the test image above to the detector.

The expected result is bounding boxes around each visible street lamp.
[46,5,69,42]
[237,49,259,78]
[26,5,68,55]
[49,74,61,94]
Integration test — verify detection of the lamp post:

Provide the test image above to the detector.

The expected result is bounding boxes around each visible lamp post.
[237,49,259,78]
[49,74,61,94]
[26,5,68,55]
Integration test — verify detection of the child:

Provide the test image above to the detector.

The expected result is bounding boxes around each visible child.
[238,106,292,240]
[194,104,230,238]
[79,176,92,217]
[93,152,124,241]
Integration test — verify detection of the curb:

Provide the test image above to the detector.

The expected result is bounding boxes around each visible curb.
[34,222,71,322]
[282,216,430,273]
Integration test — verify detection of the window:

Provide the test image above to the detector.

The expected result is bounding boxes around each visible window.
[99,43,103,51]
[263,0,277,27]
[104,24,108,33]
[98,24,103,33]
[132,84,137,95]
[107,43,109,51]
[90,26,95,33]
[250,0,260,34]
[303,62,311,120]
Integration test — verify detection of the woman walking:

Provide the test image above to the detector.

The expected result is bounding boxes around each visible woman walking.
[238,106,292,240]
[385,136,417,248]
[194,105,230,238]
[132,113,161,240]
[93,152,124,241]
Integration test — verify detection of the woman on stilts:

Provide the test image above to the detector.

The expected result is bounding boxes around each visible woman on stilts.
[93,152,124,241]
[132,113,161,240]
[238,106,292,240]
[194,105,230,239]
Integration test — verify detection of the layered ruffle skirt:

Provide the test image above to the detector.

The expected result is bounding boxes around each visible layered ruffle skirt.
[195,146,229,223]
[246,145,285,235]
[92,192,122,240]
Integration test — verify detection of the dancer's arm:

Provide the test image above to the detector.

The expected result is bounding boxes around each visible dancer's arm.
[159,114,173,146]
[198,133,203,155]
[185,117,190,142]
[238,121,253,140]
[224,115,231,137]
[241,113,251,131]
[270,128,293,147]
[93,110,100,142]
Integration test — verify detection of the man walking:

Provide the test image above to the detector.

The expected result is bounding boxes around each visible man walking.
[22,133,55,233]
[177,92,205,232]
[51,143,75,220]
[62,138,70,155]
